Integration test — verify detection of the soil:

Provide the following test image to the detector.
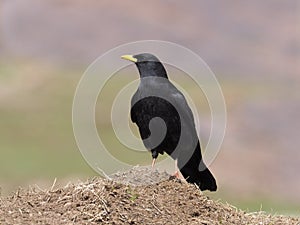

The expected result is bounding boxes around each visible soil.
[0,167,299,225]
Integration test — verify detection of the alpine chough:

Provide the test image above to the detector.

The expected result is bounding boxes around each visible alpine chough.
[122,53,217,191]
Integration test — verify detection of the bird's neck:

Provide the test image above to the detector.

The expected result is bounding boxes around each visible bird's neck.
[138,76,171,93]
[136,62,168,79]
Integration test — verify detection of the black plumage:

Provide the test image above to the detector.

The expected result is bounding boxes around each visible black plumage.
[122,53,217,191]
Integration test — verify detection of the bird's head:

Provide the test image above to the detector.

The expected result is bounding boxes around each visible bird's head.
[121,53,168,78]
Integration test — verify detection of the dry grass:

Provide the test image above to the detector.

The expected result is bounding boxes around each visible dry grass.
[0,168,299,225]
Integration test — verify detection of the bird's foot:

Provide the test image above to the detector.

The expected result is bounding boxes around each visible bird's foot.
[173,170,180,179]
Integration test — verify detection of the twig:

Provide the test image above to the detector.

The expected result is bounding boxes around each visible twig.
[34,184,45,192]
[50,178,57,192]
[151,202,163,214]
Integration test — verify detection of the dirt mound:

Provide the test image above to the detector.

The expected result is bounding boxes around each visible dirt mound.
[0,169,299,225]
[109,166,171,186]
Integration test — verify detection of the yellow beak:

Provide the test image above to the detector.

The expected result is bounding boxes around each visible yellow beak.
[121,55,137,63]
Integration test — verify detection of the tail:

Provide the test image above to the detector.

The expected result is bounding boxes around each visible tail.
[194,168,217,191]
[180,165,217,192]
[178,142,217,191]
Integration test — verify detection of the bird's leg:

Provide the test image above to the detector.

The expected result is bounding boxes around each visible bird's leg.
[151,150,158,170]
[151,158,156,169]
[173,159,180,178]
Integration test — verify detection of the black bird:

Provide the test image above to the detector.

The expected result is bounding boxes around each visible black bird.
[121,53,217,191]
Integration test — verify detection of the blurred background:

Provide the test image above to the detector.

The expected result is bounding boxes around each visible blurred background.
[1,0,299,215]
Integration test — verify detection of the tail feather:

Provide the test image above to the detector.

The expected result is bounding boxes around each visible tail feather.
[180,166,217,191]
[177,142,217,191]
[195,168,217,191]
